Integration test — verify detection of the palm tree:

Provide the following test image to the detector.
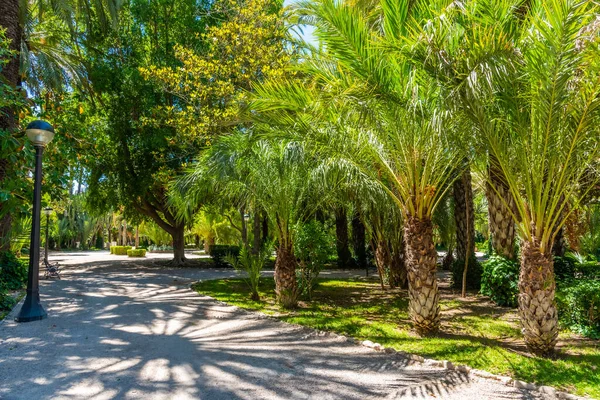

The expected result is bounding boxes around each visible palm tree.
[404,0,600,355]
[175,131,335,308]
[250,0,465,334]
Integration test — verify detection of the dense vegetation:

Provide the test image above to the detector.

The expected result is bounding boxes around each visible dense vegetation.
[1,0,600,388]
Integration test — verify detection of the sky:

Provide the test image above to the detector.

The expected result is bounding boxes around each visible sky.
[283,0,317,46]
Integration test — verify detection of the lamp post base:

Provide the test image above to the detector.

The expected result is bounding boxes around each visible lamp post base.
[14,292,47,322]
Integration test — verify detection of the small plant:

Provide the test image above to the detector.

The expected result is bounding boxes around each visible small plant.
[294,220,333,300]
[127,249,147,257]
[481,255,519,307]
[225,244,271,301]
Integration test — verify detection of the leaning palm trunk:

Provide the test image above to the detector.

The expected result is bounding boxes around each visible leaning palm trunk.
[274,242,298,308]
[373,237,390,290]
[404,216,440,335]
[389,237,407,289]
[453,166,475,262]
[519,239,558,357]
[487,161,516,259]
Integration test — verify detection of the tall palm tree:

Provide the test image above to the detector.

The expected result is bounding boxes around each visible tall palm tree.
[404,0,600,355]
[250,0,465,334]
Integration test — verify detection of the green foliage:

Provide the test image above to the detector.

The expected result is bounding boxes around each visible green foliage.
[556,280,600,339]
[481,255,519,308]
[209,245,241,267]
[127,249,146,257]
[294,220,333,299]
[226,244,271,300]
[555,252,600,282]
[0,252,28,291]
[451,256,482,291]
[110,246,132,255]
[0,292,17,313]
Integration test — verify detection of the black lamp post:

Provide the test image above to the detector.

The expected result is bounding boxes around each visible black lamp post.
[15,120,55,323]
[43,207,53,265]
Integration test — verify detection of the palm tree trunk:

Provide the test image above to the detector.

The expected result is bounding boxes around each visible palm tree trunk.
[351,213,367,270]
[335,207,354,268]
[373,237,389,290]
[389,237,407,289]
[487,160,516,259]
[453,167,475,261]
[0,0,22,251]
[519,239,558,357]
[274,242,297,308]
[404,216,440,335]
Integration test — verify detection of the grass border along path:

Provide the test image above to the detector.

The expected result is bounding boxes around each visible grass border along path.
[193,277,600,399]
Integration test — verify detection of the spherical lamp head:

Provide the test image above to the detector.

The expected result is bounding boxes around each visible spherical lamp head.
[43,207,53,216]
[26,120,55,147]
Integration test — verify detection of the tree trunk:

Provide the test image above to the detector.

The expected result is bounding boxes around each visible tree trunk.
[404,216,440,335]
[373,237,389,290]
[122,220,127,246]
[274,242,297,308]
[351,213,367,270]
[487,160,516,259]
[519,240,558,357]
[335,207,354,268]
[171,224,187,265]
[262,213,269,244]
[252,211,261,254]
[0,0,22,251]
[389,237,407,289]
[453,166,475,262]
[239,207,248,247]
[135,226,139,248]
[553,227,566,257]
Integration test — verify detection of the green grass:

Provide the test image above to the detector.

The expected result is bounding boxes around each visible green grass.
[193,277,600,398]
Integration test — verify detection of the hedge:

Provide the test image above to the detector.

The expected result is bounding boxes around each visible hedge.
[127,249,147,257]
[208,245,240,267]
[110,246,132,255]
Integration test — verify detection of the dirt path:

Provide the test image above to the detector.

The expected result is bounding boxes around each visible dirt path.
[0,253,548,399]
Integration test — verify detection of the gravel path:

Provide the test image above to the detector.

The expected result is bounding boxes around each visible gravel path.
[0,252,550,399]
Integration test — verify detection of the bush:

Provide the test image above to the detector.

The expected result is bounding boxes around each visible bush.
[451,255,482,291]
[0,251,28,291]
[294,220,333,299]
[147,244,173,253]
[481,255,519,307]
[209,245,240,267]
[555,252,600,282]
[0,290,16,313]
[110,246,132,255]
[127,249,146,257]
[556,279,600,338]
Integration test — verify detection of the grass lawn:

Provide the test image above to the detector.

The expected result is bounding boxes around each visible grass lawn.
[193,276,600,398]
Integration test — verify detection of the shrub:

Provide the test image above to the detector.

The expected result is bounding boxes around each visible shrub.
[556,279,600,338]
[127,249,146,257]
[0,251,28,291]
[0,290,16,313]
[481,255,519,307]
[294,220,333,299]
[110,246,132,255]
[226,244,270,300]
[209,245,240,267]
[555,252,600,282]
[451,255,482,291]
